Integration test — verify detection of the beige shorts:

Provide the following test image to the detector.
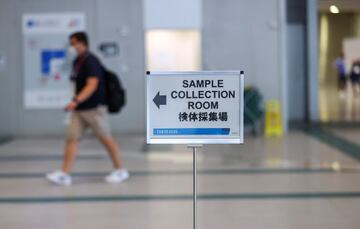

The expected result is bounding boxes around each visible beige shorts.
[66,106,111,140]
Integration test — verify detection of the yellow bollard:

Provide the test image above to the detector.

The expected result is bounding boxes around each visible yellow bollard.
[264,100,283,137]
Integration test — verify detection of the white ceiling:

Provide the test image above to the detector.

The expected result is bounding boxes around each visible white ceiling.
[318,0,360,12]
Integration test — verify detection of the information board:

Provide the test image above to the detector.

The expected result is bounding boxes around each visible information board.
[22,13,86,109]
[146,71,244,144]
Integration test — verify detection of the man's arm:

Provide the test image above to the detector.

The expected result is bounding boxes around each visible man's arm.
[75,77,98,103]
[65,77,98,111]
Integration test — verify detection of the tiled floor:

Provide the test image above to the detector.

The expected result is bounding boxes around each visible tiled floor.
[319,81,360,122]
[0,130,359,229]
[328,126,360,145]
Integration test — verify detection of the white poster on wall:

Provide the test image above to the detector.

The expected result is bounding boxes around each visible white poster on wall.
[22,13,86,109]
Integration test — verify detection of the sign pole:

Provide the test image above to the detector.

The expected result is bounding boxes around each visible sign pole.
[193,146,197,229]
[147,71,244,228]
[188,144,201,229]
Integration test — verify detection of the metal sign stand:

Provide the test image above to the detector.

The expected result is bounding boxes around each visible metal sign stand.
[188,144,202,229]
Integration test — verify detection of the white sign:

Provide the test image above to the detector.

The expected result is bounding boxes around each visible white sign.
[146,71,244,144]
[22,13,86,109]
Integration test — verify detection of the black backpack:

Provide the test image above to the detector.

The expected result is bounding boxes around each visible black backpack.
[103,68,126,113]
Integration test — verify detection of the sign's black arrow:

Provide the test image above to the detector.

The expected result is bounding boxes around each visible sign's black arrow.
[153,91,167,109]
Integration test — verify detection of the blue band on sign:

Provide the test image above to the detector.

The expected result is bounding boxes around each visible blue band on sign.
[153,128,230,135]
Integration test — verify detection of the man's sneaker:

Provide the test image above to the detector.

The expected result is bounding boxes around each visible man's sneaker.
[105,169,129,184]
[46,170,72,186]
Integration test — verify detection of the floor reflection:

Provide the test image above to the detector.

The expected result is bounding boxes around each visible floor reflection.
[319,81,360,122]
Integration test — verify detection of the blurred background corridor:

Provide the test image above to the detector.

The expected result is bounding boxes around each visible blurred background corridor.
[0,0,359,228]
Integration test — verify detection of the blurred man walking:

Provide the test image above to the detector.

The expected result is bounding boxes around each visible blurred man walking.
[46,32,129,186]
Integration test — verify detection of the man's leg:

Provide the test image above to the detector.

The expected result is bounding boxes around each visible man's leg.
[61,139,78,173]
[61,112,84,173]
[98,134,129,183]
[46,112,83,185]
[98,135,122,169]
[87,107,123,169]
[86,107,129,183]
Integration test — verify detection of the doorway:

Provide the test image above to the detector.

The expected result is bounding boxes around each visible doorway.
[317,1,360,122]
[145,30,201,71]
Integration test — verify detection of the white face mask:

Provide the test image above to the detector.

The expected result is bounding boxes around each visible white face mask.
[67,46,77,58]
[354,66,360,75]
